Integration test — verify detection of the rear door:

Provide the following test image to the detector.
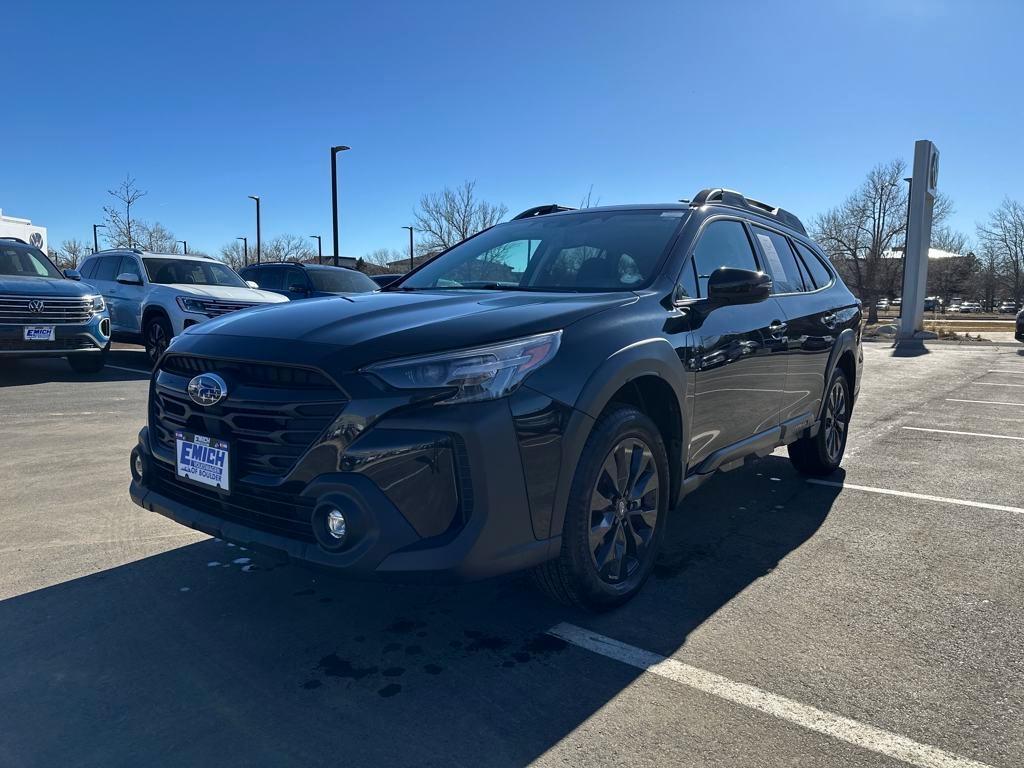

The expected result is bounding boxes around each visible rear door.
[110,255,145,334]
[686,218,789,469]
[87,255,121,326]
[752,227,841,426]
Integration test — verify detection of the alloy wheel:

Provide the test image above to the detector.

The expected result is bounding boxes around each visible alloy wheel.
[589,437,660,584]
[823,379,848,462]
[148,322,168,359]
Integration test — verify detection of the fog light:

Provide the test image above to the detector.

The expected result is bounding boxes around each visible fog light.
[131,449,145,482]
[326,509,347,541]
[134,454,145,478]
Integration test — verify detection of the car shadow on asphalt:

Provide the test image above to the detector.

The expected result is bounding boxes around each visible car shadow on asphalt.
[0,457,842,766]
[0,350,151,387]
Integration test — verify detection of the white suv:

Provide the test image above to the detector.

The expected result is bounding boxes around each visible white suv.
[79,249,287,361]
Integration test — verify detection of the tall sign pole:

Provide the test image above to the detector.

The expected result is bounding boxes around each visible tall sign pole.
[898,140,940,340]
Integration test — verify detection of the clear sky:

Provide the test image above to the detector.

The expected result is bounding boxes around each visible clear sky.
[3,0,1021,258]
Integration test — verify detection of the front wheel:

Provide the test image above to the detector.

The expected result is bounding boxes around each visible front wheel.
[532,405,669,611]
[144,315,173,363]
[788,369,851,476]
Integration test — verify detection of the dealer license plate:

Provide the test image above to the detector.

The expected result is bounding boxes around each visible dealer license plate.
[23,326,55,341]
[175,431,230,492]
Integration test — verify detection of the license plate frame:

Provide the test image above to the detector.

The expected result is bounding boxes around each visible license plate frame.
[175,430,231,492]
[23,326,56,342]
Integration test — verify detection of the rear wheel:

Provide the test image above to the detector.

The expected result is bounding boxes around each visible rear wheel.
[788,368,851,476]
[532,405,669,611]
[144,315,173,363]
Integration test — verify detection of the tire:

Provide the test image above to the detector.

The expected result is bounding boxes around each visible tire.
[144,314,173,363]
[67,349,108,373]
[788,368,851,476]
[532,404,669,612]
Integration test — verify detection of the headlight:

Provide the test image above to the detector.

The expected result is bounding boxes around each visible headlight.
[364,331,562,404]
[176,296,208,314]
[88,295,105,314]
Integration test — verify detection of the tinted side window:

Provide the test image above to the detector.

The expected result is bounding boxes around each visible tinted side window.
[79,258,97,279]
[257,267,286,290]
[118,255,142,281]
[285,268,308,291]
[691,220,758,296]
[751,226,805,294]
[794,242,834,289]
[93,256,119,281]
[238,266,259,284]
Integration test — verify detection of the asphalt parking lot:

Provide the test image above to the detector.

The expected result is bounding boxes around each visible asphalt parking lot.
[2,342,1023,768]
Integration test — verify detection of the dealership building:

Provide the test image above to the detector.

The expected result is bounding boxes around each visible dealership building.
[0,209,48,252]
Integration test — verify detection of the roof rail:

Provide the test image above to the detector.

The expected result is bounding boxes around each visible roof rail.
[512,204,576,220]
[689,188,807,235]
[0,236,29,244]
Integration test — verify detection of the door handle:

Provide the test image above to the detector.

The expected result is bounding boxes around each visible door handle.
[769,320,788,337]
[821,313,837,329]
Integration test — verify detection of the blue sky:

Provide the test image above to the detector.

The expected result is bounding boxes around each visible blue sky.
[3,0,1021,258]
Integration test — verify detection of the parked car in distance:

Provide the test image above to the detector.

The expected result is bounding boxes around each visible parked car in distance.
[0,237,111,372]
[371,273,405,289]
[923,296,942,312]
[130,188,862,611]
[998,300,1018,313]
[959,301,983,314]
[78,249,287,362]
[239,262,379,300]
[1017,309,1023,342]
[875,298,890,310]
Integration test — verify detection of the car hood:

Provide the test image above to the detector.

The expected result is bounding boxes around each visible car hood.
[0,275,99,297]
[159,284,287,303]
[183,289,634,370]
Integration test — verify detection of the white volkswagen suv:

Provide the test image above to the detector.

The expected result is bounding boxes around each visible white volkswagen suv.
[79,249,287,361]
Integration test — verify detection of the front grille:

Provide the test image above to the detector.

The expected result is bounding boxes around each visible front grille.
[149,460,316,542]
[200,300,261,317]
[0,337,99,352]
[150,355,347,480]
[0,295,93,324]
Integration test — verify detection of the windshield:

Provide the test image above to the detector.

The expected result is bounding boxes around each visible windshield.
[308,268,379,293]
[144,258,247,287]
[396,210,685,292]
[0,243,64,279]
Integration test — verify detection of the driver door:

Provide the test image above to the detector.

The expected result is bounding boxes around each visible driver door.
[685,218,788,469]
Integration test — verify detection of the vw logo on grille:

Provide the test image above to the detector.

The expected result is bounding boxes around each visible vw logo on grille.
[187,373,228,407]
[28,299,45,313]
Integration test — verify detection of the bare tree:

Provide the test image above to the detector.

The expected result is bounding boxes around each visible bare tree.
[413,180,507,255]
[977,197,1024,307]
[579,185,600,208]
[219,241,248,270]
[812,159,951,323]
[133,221,178,253]
[364,248,406,268]
[103,175,148,248]
[52,238,91,269]
[263,234,314,262]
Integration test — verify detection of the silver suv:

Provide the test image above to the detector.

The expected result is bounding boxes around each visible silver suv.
[79,249,286,361]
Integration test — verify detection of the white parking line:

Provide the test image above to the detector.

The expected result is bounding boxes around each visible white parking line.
[977,382,1024,388]
[946,399,1023,407]
[902,426,1024,442]
[806,479,1024,516]
[547,623,996,768]
[988,370,1024,374]
[105,364,150,375]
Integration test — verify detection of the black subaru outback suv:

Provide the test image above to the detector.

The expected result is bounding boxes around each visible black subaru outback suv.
[130,189,862,610]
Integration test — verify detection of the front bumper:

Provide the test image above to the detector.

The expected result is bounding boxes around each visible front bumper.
[129,389,562,581]
[0,314,110,357]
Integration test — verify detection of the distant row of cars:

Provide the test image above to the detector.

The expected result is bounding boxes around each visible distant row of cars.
[0,239,392,372]
[875,296,1020,313]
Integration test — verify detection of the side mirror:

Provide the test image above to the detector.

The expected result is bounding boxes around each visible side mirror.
[245,280,259,289]
[706,268,771,304]
[64,269,82,281]
[116,272,143,286]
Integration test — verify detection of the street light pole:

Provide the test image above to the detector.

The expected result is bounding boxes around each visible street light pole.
[92,224,106,253]
[177,240,187,255]
[401,226,415,272]
[248,195,261,264]
[237,237,248,266]
[331,145,350,268]
[309,235,322,265]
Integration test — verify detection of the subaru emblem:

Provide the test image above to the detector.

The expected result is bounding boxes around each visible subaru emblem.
[28,299,44,313]
[187,373,228,407]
